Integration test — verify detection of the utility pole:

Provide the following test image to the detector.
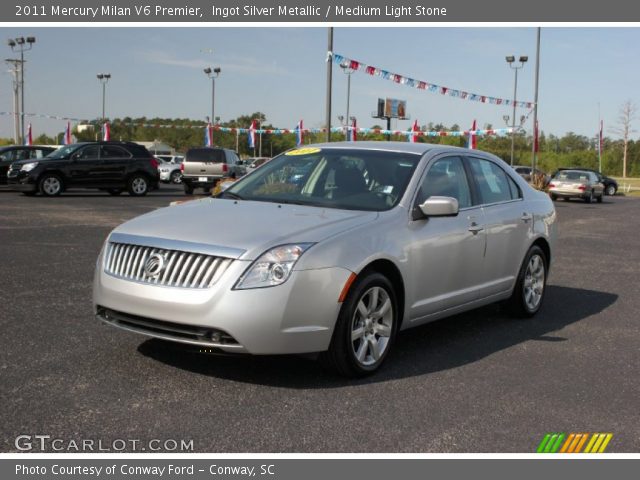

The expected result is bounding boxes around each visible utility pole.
[5,59,22,143]
[531,28,541,171]
[325,27,333,142]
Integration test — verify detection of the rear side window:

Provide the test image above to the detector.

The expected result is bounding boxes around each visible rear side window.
[186,148,225,163]
[468,157,517,204]
[101,145,131,158]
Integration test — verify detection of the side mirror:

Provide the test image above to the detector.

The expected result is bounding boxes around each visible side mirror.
[418,196,459,218]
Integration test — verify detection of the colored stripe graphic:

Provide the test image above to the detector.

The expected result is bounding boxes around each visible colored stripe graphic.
[538,433,613,453]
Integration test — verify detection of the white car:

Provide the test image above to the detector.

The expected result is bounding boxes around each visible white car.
[157,156,184,184]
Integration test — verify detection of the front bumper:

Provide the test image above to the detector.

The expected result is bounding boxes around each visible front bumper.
[7,170,37,191]
[93,248,352,355]
[159,170,173,182]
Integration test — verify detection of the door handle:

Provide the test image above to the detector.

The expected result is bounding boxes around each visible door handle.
[521,213,533,223]
[468,222,484,234]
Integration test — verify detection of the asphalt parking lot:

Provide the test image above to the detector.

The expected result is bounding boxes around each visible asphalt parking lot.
[1,186,638,453]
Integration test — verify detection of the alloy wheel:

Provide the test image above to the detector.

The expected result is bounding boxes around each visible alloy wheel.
[350,286,394,366]
[523,254,545,312]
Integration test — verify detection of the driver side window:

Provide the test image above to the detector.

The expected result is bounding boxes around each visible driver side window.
[417,156,472,209]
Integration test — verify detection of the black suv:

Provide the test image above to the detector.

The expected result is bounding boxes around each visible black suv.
[553,167,618,196]
[0,145,56,185]
[7,142,160,196]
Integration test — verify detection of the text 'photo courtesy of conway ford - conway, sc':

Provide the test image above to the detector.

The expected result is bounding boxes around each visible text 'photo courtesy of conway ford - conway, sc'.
[93,142,556,377]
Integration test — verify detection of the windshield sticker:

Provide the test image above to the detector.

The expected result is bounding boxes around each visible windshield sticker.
[285,147,321,156]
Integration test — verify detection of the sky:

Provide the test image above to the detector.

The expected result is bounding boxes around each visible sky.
[0,26,638,141]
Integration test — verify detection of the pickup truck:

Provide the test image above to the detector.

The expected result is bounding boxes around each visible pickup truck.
[181,147,245,194]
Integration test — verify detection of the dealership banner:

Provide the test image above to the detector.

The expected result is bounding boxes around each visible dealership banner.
[332,53,534,109]
[2,0,639,22]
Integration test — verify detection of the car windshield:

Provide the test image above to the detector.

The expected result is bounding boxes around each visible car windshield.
[45,144,81,159]
[221,147,421,211]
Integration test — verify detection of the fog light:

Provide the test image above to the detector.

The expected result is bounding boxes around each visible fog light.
[210,332,221,343]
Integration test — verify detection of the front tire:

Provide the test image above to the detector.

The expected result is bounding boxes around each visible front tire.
[38,174,64,196]
[170,171,182,184]
[320,272,398,377]
[605,185,616,196]
[127,175,149,196]
[508,245,547,318]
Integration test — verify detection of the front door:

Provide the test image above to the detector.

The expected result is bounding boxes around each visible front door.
[406,155,487,322]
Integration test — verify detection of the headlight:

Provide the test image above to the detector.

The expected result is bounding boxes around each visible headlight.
[20,162,39,172]
[234,243,314,290]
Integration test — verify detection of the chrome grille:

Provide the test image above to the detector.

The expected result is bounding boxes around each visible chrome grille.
[104,242,233,288]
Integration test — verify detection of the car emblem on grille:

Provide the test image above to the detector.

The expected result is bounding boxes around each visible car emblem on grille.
[143,253,166,278]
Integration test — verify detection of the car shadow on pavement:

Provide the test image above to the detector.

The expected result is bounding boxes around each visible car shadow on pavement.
[137,285,617,388]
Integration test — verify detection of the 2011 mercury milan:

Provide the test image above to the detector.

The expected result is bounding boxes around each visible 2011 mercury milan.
[93,142,556,377]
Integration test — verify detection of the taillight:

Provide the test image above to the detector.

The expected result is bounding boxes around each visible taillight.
[180,163,184,172]
[578,185,586,191]
[548,183,555,188]
[222,163,228,173]
[150,158,159,169]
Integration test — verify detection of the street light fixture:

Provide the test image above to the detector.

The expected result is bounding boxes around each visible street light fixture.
[8,36,36,144]
[340,61,355,140]
[505,55,528,165]
[96,73,111,121]
[204,67,221,125]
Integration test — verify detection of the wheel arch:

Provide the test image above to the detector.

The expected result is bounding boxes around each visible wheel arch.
[530,236,551,272]
[357,258,406,330]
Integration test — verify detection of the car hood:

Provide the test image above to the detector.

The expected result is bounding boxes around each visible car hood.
[111,198,378,260]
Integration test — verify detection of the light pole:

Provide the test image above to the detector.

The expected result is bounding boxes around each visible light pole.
[96,73,111,121]
[506,55,527,165]
[204,67,221,125]
[340,61,355,140]
[8,36,35,144]
[5,58,22,143]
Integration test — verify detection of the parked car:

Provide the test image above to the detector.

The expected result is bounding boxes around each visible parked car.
[548,169,604,203]
[0,145,56,185]
[93,142,556,377]
[180,147,245,194]
[512,165,549,185]
[158,156,185,184]
[7,141,159,196]
[553,167,618,196]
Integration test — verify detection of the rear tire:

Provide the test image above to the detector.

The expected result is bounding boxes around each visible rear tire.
[584,191,593,203]
[127,175,149,196]
[320,272,398,377]
[550,194,557,201]
[597,194,603,203]
[508,245,547,318]
[183,183,194,195]
[38,174,63,196]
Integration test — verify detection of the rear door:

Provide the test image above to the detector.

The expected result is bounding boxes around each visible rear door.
[466,156,531,299]
[99,145,131,185]
[406,155,487,321]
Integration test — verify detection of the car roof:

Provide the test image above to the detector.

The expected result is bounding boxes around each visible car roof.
[306,141,485,156]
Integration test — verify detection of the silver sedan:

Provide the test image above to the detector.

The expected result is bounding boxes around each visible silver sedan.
[93,142,556,377]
